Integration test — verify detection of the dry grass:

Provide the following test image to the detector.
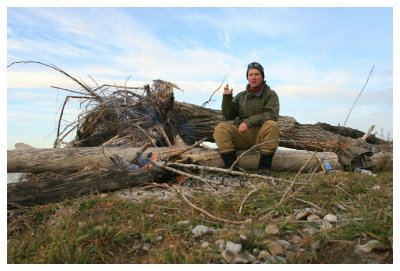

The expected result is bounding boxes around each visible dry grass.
[7,170,393,263]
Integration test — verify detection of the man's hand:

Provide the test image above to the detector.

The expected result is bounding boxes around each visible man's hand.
[238,122,248,133]
[223,84,233,95]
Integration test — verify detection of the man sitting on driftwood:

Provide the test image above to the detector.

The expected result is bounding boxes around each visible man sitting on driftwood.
[213,62,280,175]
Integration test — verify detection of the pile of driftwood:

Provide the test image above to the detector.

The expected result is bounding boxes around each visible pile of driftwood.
[7,62,392,207]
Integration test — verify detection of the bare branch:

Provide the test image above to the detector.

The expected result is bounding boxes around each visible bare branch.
[201,74,229,108]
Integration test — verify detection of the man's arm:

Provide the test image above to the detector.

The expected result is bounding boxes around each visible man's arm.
[221,84,239,120]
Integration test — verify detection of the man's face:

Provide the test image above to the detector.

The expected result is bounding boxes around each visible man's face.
[247,69,263,88]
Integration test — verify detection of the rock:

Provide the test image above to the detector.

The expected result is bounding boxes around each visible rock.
[323,214,338,222]
[372,185,381,191]
[291,235,302,244]
[201,241,209,248]
[191,225,215,237]
[295,208,313,220]
[215,239,225,250]
[221,250,235,263]
[303,225,318,235]
[264,255,287,264]
[176,220,190,225]
[284,214,295,222]
[262,240,285,256]
[265,224,280,235]
[356,239,382,253]
[155,236,163,242]
[257,250,271,260]
[252,247,260,256]
[277,240,291,250]
[320,221,333,231]
[225,241,242,254]
[221,250,256,264]
[307,214,320,221]
[142,243,150,251]
[311,240,321,250]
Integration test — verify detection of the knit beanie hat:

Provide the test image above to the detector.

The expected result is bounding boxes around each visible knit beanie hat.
[246,62,265,79]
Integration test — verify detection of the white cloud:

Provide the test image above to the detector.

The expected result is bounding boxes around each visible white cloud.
[6,7,393,146]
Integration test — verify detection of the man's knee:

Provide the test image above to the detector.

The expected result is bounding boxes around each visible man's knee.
[261,120,278,131]
[214,122,234,136]
[259,120,280,150]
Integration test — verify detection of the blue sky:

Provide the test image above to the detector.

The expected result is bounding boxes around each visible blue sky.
[5,5,395,149]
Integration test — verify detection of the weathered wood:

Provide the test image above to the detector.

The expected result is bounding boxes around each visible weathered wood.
[170,102,391,169]
[7,144,339,174]
[7,167,167,207]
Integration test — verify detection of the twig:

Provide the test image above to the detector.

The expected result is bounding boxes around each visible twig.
[155,124,172,147]
[7,61,104,102]
[201,74,229,108]
[173,187,247,225]
[168,137,208,159]
[131,142,151,163]
[228,139,279,172]
[258,152,318,221]
[339,65,375,135]
[151,160,220,197]
[289,195,323,211]
[277,151,317,204]
[54,96,71,148]
[362,125,375,141]
[238,186,264,214]
[167,162,281,184]
[51,86,88,96]
[286,217,366,224]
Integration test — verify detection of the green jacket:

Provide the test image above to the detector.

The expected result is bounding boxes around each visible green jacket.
[221,83,279,128]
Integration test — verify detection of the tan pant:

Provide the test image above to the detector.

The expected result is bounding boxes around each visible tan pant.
[213,120,279,154]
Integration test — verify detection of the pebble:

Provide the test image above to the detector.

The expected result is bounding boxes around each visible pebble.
[356,239,382,253]
[303,225,318,235]
[323,214,338,222]
[265,224,280,235]
[252,248,260,256]
[372,185,381,191]
[225,241,242,254]
[176,220,190,225]
[264,255,287,264]
[215,239,225,250]
[295,208,313,220]
[277,240,291,250]
[201,241,209,248]
[221,250,255,264]
[191,225,215,237]
[262,240,285,256]
[320,221,333,231]
[307,214,320,221]
[257,250,271,260]
[142,243,150,251]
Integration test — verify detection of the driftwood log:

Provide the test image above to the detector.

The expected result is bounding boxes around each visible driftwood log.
[170,102,391,170]
[8,167,167,207]
[8,143,340,174]
[6,64,392,208]
[7,143,391,207]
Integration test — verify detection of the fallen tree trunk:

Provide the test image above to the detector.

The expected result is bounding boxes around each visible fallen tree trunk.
[8,167,167,207]
[7,143,339,174]
[7,144,391,207]
[171,102,391,170]
[8,143,342,207]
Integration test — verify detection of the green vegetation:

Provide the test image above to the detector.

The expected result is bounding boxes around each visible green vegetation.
[7,170,392,263]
